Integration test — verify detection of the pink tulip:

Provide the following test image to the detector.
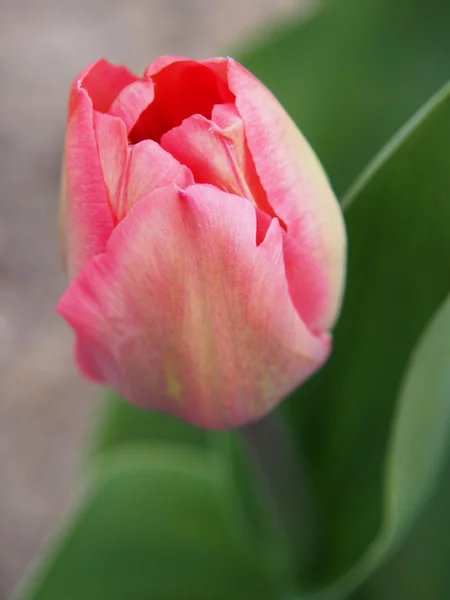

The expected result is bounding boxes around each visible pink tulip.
[57,56,346,429]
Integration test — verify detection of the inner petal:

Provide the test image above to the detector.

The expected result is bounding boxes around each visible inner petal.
[94,111,193,222]
[160,103,282,224]
[79,59,138,114]
[129,61,234,144]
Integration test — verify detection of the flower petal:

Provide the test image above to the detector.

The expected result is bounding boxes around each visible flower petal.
[143,55,190,77]
[160,104,270,214]
[161,104,329,328]
[71,58,139,116]
[225,59,347,330]
[57,183,330,429]
[130,58,233,143]
[61,88,114,277]
[93,111,194,220]
[121,142,194,214]
[92,111,128,221]
[108,79,155,132]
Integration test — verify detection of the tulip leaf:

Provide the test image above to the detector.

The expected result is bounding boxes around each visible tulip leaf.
[297,290,450,600]
[89,392,209,457]
[239,0,450,195]
[87,397,293,570]
[383,292,450,542]
[282,81,450,594]
[15,446,284,600]
[348,290,450,600]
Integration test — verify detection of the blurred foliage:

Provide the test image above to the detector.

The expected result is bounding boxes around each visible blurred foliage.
[240,0,450,196]
[282,82,450,592]
[16,447,282,600]
[89,393,210,455]
[15,1,450,599]
[350,289,450,600]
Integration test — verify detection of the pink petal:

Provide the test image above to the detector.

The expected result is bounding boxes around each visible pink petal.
[225,58,347,330]
[121,141,194,215]
[161,104,327,328]
[57,184,330,429]
[70,58,139,116]
[108,79,155,132]
[93,111,193,221]
[93,111,128,221]
[160,104,271,216]
[143,55,190,77]
[62,88,114,277]
[130,58,233,143]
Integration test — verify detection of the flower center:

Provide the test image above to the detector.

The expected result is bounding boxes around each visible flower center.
[129,61,234,145]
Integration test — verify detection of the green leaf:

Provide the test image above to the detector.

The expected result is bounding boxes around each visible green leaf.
[356,465,450,600]
[348,291,450,600]
[239,0,450,195]
[16,446,285,600]
[383,292,450,542]
[299,290,450,600]
[88,399,294,571]
[284,81,450,592]
[88,391,209,458]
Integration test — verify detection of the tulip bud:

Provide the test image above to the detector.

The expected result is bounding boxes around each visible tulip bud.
[57,56,346,429]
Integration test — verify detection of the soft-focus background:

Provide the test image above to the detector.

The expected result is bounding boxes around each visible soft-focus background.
[0,1,304,596]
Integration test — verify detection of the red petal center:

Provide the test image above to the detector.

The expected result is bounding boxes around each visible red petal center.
[129,61,234,144]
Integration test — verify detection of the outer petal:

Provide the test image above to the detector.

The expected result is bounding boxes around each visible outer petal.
[61,58,144,275]
[61,87,114,278]
[161,104,329,328]
[57,184,330,429]
[225,58,347,330]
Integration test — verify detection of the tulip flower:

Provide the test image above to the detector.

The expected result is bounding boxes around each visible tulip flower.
[57,56,346,429]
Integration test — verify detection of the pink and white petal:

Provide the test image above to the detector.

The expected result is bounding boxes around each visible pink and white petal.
[57,183,330,429]
[121,141,194,214]
[62,88,114,278]
[93,111,128,221]
[93,111,193,221]
[160,114,252,199]
[143,55,190,78]
[108,79,155,132]
[161,106,270,214]
[70,58,139,116]
[253,210,329,328]
[226,59,347,330]
[211,102,241,129]
[161,105,327,326]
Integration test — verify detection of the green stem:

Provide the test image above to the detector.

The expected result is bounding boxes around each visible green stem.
[241,410,317,576]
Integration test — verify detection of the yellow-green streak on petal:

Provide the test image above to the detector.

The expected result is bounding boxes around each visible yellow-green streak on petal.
[165,361,182,403]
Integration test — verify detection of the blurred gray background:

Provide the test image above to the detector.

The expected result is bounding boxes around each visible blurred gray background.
[0,0,305,597]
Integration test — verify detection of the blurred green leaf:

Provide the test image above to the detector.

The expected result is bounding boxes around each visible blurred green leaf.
[300,289,450,600]
[355,466,450,600]
[239,0,450,195]
[349,292,450,600]
[383,292,450,542]
[284,81,450,592]
[16,447,285,600]
[88,398,294,572]
[89,392,209,457]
